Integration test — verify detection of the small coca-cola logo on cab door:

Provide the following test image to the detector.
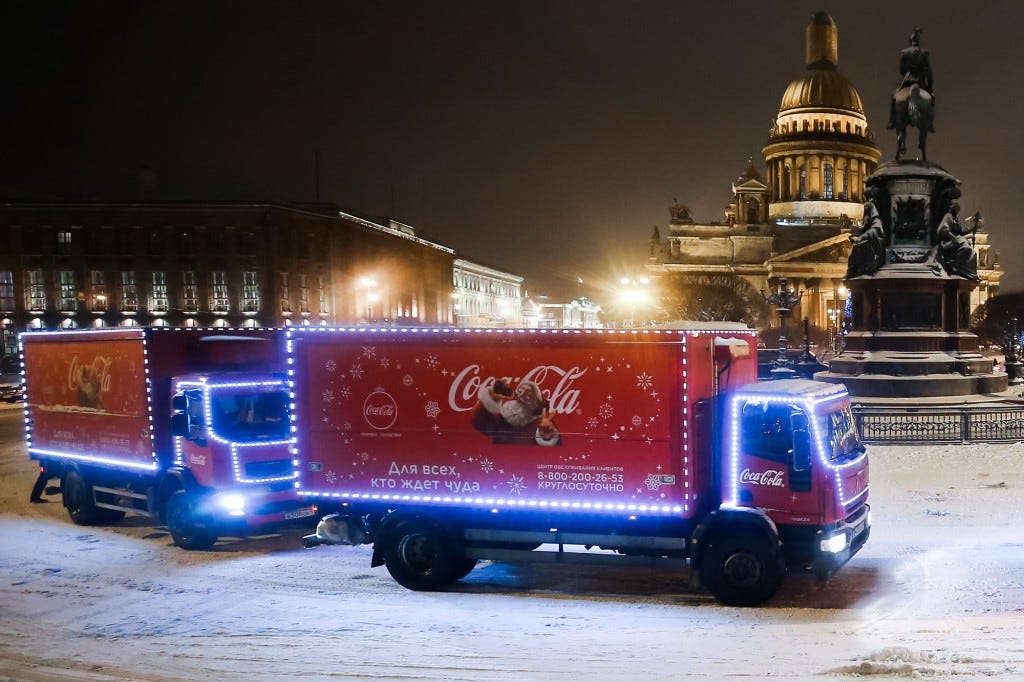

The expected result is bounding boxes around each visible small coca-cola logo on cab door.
[363,390,398,430]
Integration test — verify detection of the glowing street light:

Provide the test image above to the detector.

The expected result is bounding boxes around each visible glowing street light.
[358,277,378,322]
[619,276,649,328]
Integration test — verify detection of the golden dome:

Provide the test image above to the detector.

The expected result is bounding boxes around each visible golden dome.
[779,68,865,114]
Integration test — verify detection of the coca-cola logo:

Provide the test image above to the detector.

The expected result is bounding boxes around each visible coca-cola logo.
[740,468,785,487]
[363,390,398,430]
[448,364,587,415]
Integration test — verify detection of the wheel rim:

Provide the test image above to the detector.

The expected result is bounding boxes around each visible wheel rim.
[65,475,85,516]
[722,551,763,589]
[397,533,438,576]
[169,497,197,541]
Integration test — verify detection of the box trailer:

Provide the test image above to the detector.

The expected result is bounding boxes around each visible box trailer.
[294,326,870,606]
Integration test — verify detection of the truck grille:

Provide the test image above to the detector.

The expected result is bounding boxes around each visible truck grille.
[244,458,295,479]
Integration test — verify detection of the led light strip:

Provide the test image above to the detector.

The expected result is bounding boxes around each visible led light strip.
[295,490,684,514]
[174,378,298,484]
[725,388,867,509]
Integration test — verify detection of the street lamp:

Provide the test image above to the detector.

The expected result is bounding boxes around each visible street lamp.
[358,277,377,322]
[619,276,649,328]
[829,284,847,355]
[1005,317,1023,386]
[761,277,803,378]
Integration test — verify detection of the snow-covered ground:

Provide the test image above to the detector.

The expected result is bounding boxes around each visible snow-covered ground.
[2,403,1024,681]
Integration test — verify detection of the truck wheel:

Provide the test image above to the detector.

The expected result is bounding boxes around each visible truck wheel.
[699,533,785,607]
[383,520,461,590]
[452,558,478,582]
[166,490,218,551]
[63,470,99,526]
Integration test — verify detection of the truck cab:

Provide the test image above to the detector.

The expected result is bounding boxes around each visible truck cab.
[168,371,309,547]
[699,379,869,595]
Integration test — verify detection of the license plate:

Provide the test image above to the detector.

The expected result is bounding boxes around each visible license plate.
[284,507,315,520]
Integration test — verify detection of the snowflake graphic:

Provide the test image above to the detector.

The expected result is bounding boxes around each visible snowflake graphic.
[507,475,527,495]
[325,470,338,484]
[325,359,337,373]
[322,389,334,404]
[599,402,614,420]
[424,400,441,419]
[636,372,653,391]
[359,451,370,461]
[587,417,600,430]
[380,357,391,368]
[343,421,352,431]
[338,385,352,400]
[644,473,662,491]
[361,346,377,359]
[480,458,494,473]
[349,364,364,379]
[631,415,642,427]
[423,354,439,369]
[402,374,414,387]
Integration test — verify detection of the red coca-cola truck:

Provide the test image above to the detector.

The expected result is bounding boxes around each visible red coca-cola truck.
[21,328,315,549]
[295,325,870,606]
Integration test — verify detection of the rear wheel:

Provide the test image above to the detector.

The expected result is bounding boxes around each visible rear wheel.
[63,470,99,526]
[699,533,785,607]
[383,519,462,590]
[166,490,218,550]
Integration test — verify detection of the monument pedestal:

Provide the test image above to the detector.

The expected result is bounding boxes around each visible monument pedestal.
[816,161,1006,397]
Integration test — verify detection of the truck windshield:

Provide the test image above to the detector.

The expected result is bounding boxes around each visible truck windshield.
[210,390,290,442]
[825,405,864,461]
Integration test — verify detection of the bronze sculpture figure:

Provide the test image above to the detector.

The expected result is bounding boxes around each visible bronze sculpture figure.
[889,27,935,161]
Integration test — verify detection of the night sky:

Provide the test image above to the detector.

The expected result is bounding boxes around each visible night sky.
[3,1,1022,301]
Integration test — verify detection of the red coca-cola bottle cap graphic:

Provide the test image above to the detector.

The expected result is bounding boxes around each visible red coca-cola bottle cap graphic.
[363,389,398,430]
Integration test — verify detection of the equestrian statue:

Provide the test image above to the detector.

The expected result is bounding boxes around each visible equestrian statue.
[888,27,935,162]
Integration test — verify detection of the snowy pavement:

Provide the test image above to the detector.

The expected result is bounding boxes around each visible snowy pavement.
[1,409,1023,680]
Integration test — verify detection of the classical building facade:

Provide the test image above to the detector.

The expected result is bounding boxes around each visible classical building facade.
[0,201,458,356]
[535,297,603,329]
[646,12,1001,334]
[452,258,524,327]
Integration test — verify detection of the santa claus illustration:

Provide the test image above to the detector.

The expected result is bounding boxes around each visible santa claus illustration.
[472,379,561,446]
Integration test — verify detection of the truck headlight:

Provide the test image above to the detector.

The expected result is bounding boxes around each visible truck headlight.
[820,532,847,554]
[216,493,247,516]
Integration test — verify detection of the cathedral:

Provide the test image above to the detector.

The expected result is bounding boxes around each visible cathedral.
[646,12,1000,336]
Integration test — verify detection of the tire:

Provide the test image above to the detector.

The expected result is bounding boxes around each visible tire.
[699,533,785,607]
[383,519,462,590]
[63,469,99,526]
[166,490,218,550]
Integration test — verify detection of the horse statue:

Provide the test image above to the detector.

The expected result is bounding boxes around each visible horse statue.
[889,28,935,162]
[892,85,933,161]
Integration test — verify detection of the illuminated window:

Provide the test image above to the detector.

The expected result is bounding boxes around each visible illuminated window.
[27,270,45,311]
[318,275,328,315]
[211,271,229,313]
[280,273,291,313]
[298,274,309,314]
[798,166,807,199]
[150,271,168,313]
[90,271,107,311]
[241,271,260,313]
[121,271,138,312]
[182,271,198,312]
[824,163,834,200]
[56,230,73,256]
[58,271,76,312]
[0,272,13,312]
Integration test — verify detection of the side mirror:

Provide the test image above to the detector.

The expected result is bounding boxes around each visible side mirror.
[792,428,812,472]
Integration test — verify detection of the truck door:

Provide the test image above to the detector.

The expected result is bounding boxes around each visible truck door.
[735,400,819,518]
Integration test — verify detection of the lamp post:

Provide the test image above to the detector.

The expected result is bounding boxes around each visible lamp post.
[358,277,378,323]
[1005,317,1023,386]
[619,276,649,328]
[761,277,803,378]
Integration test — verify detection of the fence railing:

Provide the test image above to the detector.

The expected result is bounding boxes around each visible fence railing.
[851,405,1024,444]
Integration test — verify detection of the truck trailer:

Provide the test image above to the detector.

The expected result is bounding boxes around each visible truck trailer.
[294,325,870,606]
[22,327,315,549]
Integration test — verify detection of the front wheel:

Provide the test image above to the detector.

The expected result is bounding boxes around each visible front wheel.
[166,490,218,550]
[63,469,99,526]
[699,533,785,607]
[383,519,462,590]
